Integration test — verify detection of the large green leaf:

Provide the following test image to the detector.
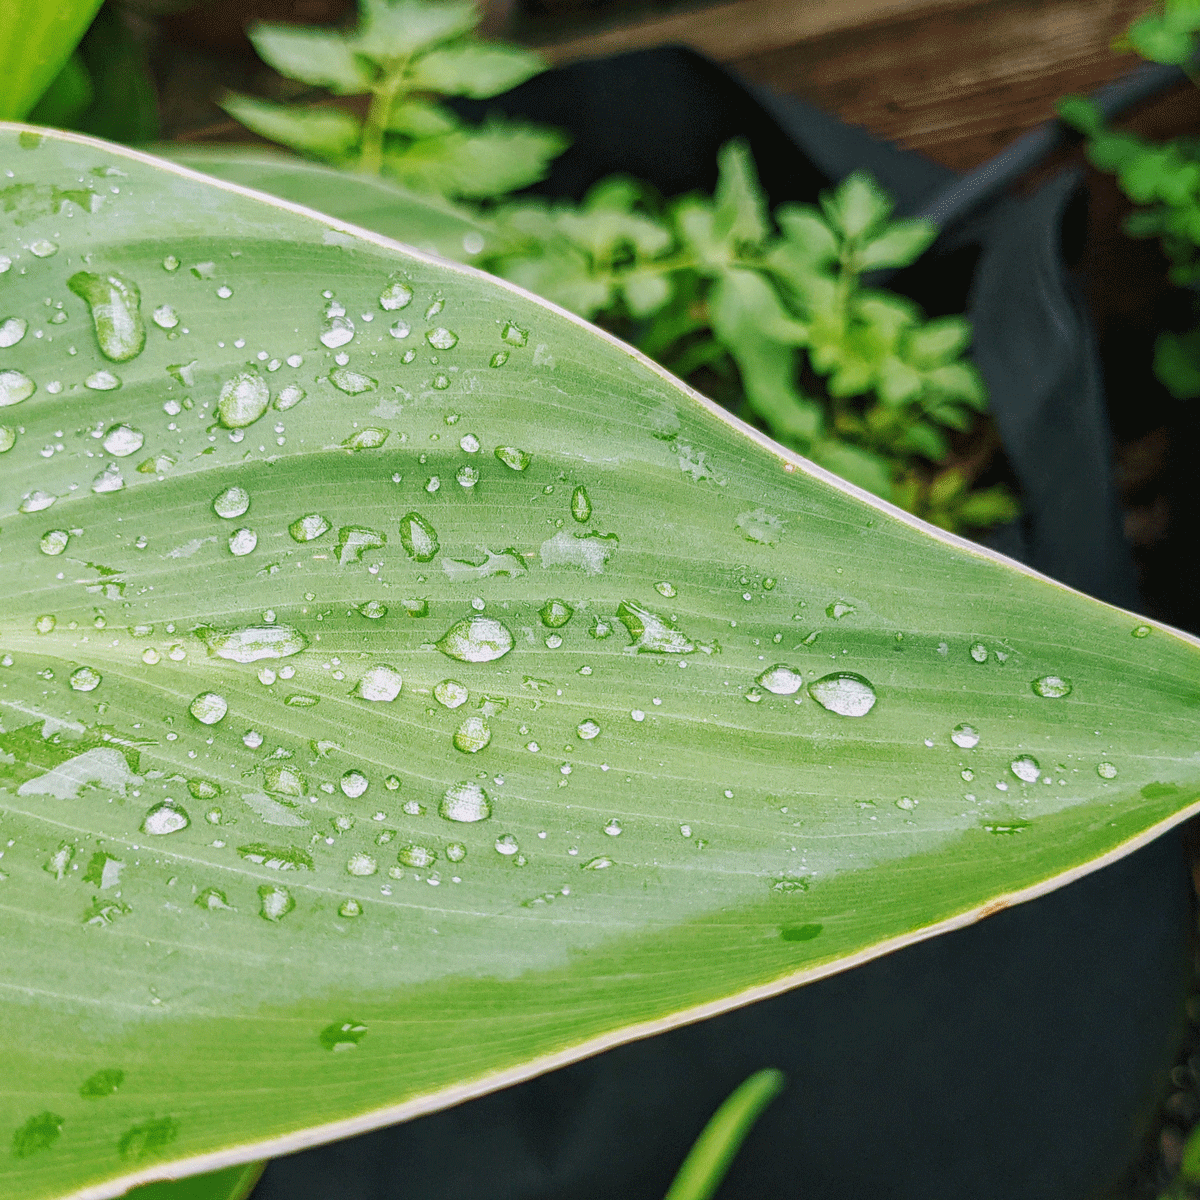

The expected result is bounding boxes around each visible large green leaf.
[0,0,104,121]
[2,125,1200,1200]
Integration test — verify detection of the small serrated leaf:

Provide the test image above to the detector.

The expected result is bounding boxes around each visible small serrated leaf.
[409,42,547,98]
[247,23,374,93]
[220,94,361,162]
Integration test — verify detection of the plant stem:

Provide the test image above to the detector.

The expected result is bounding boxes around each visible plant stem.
[359,61,408,176]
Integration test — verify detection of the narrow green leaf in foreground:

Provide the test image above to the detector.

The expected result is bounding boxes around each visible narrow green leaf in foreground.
[0,0,104,121]
[2,126,1200,1200]
[663,1069,785,1200]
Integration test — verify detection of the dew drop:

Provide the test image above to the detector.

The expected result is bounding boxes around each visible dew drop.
[604,818,622,836]
[275,383,305,411]
[969,643,988,663]
[218,369,269,428]
[329,367,377,395]
[91,464,124,494]
[229,528,257,556]
[826,601,855,620]
[20,490,55,512]
[338,898,363,917]
[434,679,469,708]
[951,723,980,749]
[69,666,101,692]
[39,530,69,556]
[1010,755,1041,783]
[540,598,573,628]
[142,802,189,835]
[201,625,307,662]
[399,512,439,561]
[67,271,145,361]
[808,672,877,717]
[35,614,56,634]
[426,327,458,350]
[583,855,612,870]
[570,484,592,522]
[0,369,35,407]
[340,771,369,799]
[189,692,228,724]
[494,833,519,856]
[0,316,27,347]
[1032,675,1072,699]
[152,305,178,330]
[101,424,144,457]
[320,313,355,348]
[440,780,491,823]
[757,665,803,695]
[1132,624,1151,639]
[577,719,601,740]
[0,425,15,452]
[356,600,387,620]
[502,322,528,347]
[345,852,376,876]
[389,319,410,339]
[436,615,514,663]
[380,277,413,310]
[289,513,330,542]
[397,843,436,868]
[494,445,531,471]
[453,715,491,753]
[355,665,403,702]
[258,884,294,921]
[213,486,250,519]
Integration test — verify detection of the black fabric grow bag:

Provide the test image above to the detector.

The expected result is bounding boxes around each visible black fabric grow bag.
[251,47,1190,1200]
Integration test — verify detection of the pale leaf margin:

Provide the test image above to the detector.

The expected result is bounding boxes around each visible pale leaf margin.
[3,123,1198,1199]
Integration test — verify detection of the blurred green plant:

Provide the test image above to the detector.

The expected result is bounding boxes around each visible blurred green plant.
[223,0,565,198]
[480,143,1015,531]
[1059,0,1200,400]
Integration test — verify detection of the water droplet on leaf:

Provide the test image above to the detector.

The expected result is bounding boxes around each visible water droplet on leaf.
[808,672,877,717]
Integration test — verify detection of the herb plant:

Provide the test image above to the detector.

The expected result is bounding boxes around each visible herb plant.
[221,0,565,199]
[1059,0,1200,398]
[2,123,1199,1200]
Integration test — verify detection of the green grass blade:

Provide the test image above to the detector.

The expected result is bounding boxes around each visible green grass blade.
[664,1069,785,1200]
[0,0,104,120]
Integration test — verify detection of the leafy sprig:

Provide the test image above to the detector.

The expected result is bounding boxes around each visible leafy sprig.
[479,143,1014,533]
[223,0,566,198]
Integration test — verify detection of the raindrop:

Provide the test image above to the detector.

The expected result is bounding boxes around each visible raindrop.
[453,715,491,753]
[338,899,363,917]
[0,316,27,347]
[446,842,466,862]
[434,679,469,708]
[91,464,124,494]
[540,598,573,628]
[826,601,855,620]
[617,600,694,654]
[460,433,480,453]
[583,855,613,870]
[1032,675,1072,699]
[399,512,439,561]
[0,369,35,407]
[213,486,250,519]
[1097,762,1118,779]
[39,530,69,556]
[142,648,160,665]
[355,665,403,702]
[189,692,228,724]
[35,614,56,634]
[21,490,56,512]
[30,240,57,258]
[577,719,601,740]
[329,368,377,395]
[969,643,988,663]
[152,305,178,330]
[951,723,980,749]
[289,513,330,542]
[895,796,918,811]
[345,852,376,876]
[320,313,355,348]
[337,525,386,564]
[440,780,491,823]
[142,802,189,835]
[217,369,269,428]
[389,319,410,339]
[67,271,145,361]
[808,672,877,717]
[0,425,15,452]
[502,322,528,347]
[455,465,479,488]
[229,528,257,556]
[202,625,307,662]
[1010,755,1041,783]
[559,483,592,525]
[1132,624,1151,638]
[495,834,519,856]
[69,666,101,692]
[380,278,413,310]
[357,600,388,620]
[757,665,803,695]
[490,351,508,368]
[275,383,305,411]
[258,884,294,921]
[101,424,144,457]
[341,770,369,798]
[436,615,514,663]
[85,370,121,391]
[397,843,436,868]
[604,819,622,836]
[494,446,531,471]
[426,327,458,350]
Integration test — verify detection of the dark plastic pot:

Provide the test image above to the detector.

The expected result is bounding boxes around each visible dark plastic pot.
[251,48,1194,1200]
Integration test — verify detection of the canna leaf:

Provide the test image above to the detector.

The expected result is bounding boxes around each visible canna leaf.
[2,125,1200,1200]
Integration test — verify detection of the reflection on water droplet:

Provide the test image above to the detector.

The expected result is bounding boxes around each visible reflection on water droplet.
[1010,755,1041,782]
[69,666,101,692]
[188,778,221,799]
[446,842,466,862]
[0,369,35,407]
[330,368,377,395]
[434,679,469,708]
[189,692,227,724]
[85,370,121,391]
[495,834,519,856]
[203,624,307,662]
[1031,675,1072,699]
[339,898,363,917]
[540,598,573,628]
[320,314,355,348]
[152,305,178,330]
[275,383,305,411]
[826,601,855,620]
[320,1021,367,1050]
[1132,624,1151,638]
[502,322,528,347]
[101,424,143,457]
[258,884,294,921]
[68,271,145,361]
[757,665,803,695]
[355,665,403,702]
[389,319,410,339]
[617,600,694,654]
[440,780,491,823]
[1097,762,1117,779]
[218,369,269,428]
[35,614,56,634]
[399,512,438,561]
[494,446,531,471]
[453,715,491,753]
[380,277,413,310]
[213,486,250,519]
[427,327,458,350]
[39,530,69,556]
[577,719,601,740]
[91,463,124,494]
[142,802,189,835]
[0,425,16,452]
[895,796,917,811]
[436,615,514,663]
[341,770,369,799]
[969,643,988,663]
[808,672,877,717]
[397,843,436,868]
[583,855,612,870]
[0,316,27,347]
[951,723,980,749]
[290,513,330,542]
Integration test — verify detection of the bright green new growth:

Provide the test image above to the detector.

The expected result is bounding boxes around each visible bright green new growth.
[0,0,104,121]
[662,1069,785,1200]
[223,0,565,197]
[1059,1,1200,400]
[481,143,1015,531]
[4,125,1200,1200]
